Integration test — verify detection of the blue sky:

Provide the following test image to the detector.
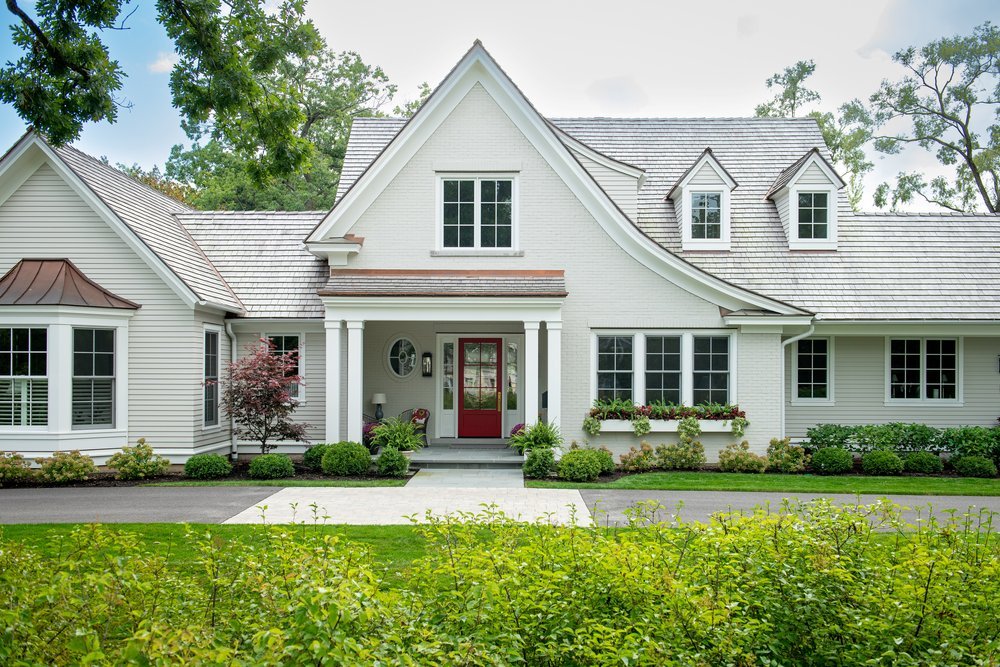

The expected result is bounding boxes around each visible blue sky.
[1,0,998,208]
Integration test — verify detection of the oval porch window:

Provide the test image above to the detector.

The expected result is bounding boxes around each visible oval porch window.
[388,338,417,378]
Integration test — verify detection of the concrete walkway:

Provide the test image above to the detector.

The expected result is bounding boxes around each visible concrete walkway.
[406,468,524,488]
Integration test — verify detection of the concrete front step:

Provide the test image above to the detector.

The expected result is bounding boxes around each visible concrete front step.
[409,444,524,470]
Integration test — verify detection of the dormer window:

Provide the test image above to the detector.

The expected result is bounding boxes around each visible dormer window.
[767,149,845,250]
[666,148,737,252]
[439,176,516,251]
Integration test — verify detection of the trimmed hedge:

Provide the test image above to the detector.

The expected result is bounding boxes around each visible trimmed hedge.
[376,448,410,478]
[903,451,944,474]
[953,455,998,478]
[810,447,854,475]
[303,444,333,472]
[806,422,1000,461]
[321,442,371,476]
[248,454,295,480]
[558,449,604,482]
[523,447,556,479]
[184,453,233,480]
[861,450,903,476]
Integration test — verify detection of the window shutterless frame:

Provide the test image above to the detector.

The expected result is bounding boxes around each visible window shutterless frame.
[203,326,221,429]
[71,327,115,430]
[435,174,519,251]
[265,333,305,403]
[790,336,835,405]
[883,337,962,406]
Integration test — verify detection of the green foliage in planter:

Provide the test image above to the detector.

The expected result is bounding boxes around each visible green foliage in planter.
[371,418,424,452]
[523,447,556,479]
[677,416,701,443]
[557,449,604,482]
[655,441,706,471]
[35,450,96,483]
[810,447,854,475]
[717,441,767,474]
[766,438,808,473]
[582,415,602,436]
[805,424,856,450]
[729,416,749,438]
[376,448,410,478]
[631,414,651,437]
[184,453,233,480]
[861,450,904,476]
[320,442,371,476]
[302,443,333,472]
[107,439,170,480]
[619,441,657,472]
[953,455,998,478]
[248,453,295,480]
[903,451,944,474]
[0,452,33,486]
[509,421,562,455]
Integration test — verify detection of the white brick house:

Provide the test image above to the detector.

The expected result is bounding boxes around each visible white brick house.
[1,42,998,463]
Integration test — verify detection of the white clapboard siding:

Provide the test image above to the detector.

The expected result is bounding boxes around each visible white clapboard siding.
[192,312,233,453]
[571,150,640,219]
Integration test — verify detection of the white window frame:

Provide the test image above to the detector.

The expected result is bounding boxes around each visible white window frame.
[590,330,737,406]
[791,336,835,406]
[681,186,731,251]
[435,174,519,253]
[265,332,306,404]
[789,185,838,250]
[883,337,963,406]
[203,324,222,430]
[0,326,49,430]
[71,327,116,431]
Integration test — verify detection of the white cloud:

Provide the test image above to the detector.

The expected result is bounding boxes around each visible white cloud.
[147,52,178,74]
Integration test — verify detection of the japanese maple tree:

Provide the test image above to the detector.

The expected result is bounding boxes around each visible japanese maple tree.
[222,339,309,454]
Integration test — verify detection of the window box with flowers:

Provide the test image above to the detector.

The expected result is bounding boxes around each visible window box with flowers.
[583,401,748,438]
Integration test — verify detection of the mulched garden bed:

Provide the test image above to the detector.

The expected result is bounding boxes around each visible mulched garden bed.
[2,459,407,489]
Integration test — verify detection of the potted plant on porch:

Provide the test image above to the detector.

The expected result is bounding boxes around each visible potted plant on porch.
[370,417,424,459]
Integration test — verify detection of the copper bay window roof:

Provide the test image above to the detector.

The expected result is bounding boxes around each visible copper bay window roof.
[0,259,140,309]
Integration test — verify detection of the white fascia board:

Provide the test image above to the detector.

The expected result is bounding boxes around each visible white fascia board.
[723,315,814,327]
[322,295,564,323]
[0,304,137,326]
[671,153,738,197]
[557,129,645,181]
[2,137,204,310]
[309,45,805,317]
[813,321,1000,336]
[228,318,325,331]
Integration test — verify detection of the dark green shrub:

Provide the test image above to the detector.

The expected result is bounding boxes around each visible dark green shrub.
[939,426,998,459]
[523,447,556,479]
[656,440,706,470]
[766,437,808,473]
[321,441,371,476]
[509,421,562,454]
[805,424,855,450]
[852,424,906,454]
[717,441,767,473]
[184,453,233,480]
[302,443,333,472]
[898,423,942,452]
[0,452,33,486]
[558,449,603,482]
[953,455,998,478]
[811,447,854,475]
[903,451,944,474]
[107,439,170,480]
[35,451,96,483]
[247,454,295,480]
[619,442,656,472]
[376,448,409,477]
[861,450,903,476]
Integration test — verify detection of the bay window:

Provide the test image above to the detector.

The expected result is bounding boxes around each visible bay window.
[0,327,48,427]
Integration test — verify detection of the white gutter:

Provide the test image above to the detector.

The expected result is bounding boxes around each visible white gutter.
[225,320,239,460]
[779,323,815,440]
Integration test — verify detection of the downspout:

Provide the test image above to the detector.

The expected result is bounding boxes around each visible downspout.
[225,321,239,461]
[779,322,815,440]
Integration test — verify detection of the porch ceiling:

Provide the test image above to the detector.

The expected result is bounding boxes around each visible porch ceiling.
[318,269,567,298]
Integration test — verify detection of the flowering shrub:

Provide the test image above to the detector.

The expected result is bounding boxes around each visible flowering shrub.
[766,437,809,473]
[0,452,33,486]
[717,441,767,473]
[35,451,96,483]
[107,439,170,480]
[619,441,656,472]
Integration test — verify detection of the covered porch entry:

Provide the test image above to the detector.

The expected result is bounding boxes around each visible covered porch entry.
[319,269,566,444]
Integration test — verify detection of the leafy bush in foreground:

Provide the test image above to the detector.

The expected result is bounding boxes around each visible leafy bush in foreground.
[1,501,997,665]
[810,447,854,475]
[107,439,170,480]
[247,453,294,480]
[184,453,233,480]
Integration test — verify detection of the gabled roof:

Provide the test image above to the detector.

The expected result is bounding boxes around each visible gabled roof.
[319,269,568,298]
[0,132,244,314]
[665,147,738,199]
[315,41,807,317]
[765,147,846,199]
[0,258,139,308]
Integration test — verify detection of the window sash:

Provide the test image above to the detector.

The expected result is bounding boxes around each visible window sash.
[796,338,829,400]
[888,338,958,401]
[690,192,722,240]
[267,334,301,399]
[0,327,48,427]
[204,331,219,427]
[645,335,682,405]
[442,177,514,249]
[692,335,729,405]
[72,328,115,429]
[797,192,829,239]
[596,335,633,401]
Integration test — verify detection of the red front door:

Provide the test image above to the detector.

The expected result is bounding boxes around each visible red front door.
[458,338,503,438]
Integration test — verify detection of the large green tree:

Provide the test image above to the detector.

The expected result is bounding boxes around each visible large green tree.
[0,0,322,181]
[849,22,1000,213]
[755,60,872,210]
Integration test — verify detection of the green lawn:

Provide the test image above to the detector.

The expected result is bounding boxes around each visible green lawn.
[528,471,1000,495]
[146,478,408,487]
[0,523,426,584]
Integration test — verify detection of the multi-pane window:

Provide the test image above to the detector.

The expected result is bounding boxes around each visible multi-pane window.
[597,335,633,401]
[442,178,514,249]
[268,334,301,400]
[690,192,722,239]
[890,338,957,400]
[204,331,219,427]
[72,328,114,428]
[506,341,518,410]
[693,336,729,405]
[0,327,48,427]
[797,192,829,239]
[645,336,682,404]
[796,338,829,399]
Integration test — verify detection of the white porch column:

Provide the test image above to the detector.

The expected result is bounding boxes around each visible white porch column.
[324,320,342,442]
[346,320,364,442]
[523,321,540,426]
[545,321,562,428]
[48,323,73,433]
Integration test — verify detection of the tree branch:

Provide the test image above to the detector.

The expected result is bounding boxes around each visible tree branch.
[5,0,92,81]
